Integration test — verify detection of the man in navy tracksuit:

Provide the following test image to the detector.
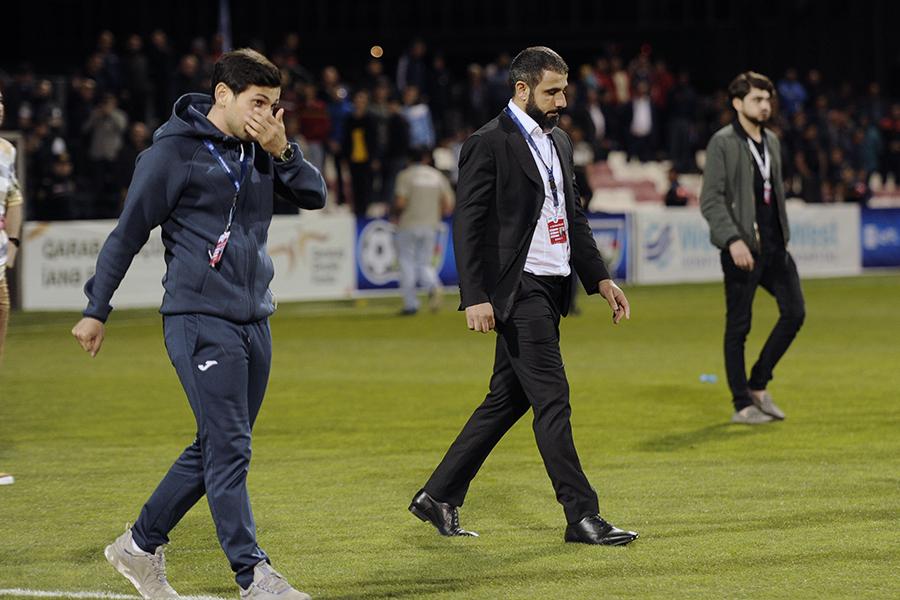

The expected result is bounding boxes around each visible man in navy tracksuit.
[72,49,323,600]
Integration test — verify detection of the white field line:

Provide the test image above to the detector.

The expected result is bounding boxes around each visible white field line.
[0,590,226,600]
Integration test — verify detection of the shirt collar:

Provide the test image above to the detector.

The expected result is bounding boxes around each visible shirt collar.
[507,99,544,137]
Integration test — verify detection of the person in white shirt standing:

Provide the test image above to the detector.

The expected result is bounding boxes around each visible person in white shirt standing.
[408,47,637,546]
[392,148,454,315]
[1,86,24,486]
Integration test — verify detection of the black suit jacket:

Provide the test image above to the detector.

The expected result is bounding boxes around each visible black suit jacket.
[453,110,610,321]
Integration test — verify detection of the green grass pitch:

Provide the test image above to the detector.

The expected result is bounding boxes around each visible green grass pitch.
[1,274,898,599]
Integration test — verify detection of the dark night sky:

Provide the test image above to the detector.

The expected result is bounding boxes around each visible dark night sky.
[2,0,899,95]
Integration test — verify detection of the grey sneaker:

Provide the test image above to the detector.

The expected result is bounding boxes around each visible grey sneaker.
[240,561,311,600]
[731,405,775,425]
[104,526,179,599]
[751,390,786,420]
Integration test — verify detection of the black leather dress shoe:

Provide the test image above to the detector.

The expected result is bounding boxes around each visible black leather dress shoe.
[409,489,479,537]
[564,515,638,546]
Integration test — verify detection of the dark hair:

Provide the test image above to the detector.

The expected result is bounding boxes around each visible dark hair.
[728,71,775,101]
[211,48,281,96]
[509,46,568,91]
[408,148,432,163]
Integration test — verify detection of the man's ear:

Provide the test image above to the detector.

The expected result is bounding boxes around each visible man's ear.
[214,82,233,107]
[515,81,530,103]
[731,96,742,113]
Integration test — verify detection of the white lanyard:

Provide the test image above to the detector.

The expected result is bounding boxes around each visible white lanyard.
[747,136,773,204]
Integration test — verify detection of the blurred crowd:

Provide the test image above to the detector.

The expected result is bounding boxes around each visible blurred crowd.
[2,31,899,220]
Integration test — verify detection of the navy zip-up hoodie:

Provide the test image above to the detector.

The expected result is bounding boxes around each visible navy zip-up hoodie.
[83,93,327,323]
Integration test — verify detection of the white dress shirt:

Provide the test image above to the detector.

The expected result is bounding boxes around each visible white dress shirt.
[507,100,571,277]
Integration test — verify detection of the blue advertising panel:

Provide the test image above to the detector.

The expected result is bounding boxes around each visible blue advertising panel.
[587,212,630,281]
[861,208,900,268]
[356,217,458,290]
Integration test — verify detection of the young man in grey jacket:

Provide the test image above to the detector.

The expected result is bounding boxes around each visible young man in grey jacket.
[700,72,805,425]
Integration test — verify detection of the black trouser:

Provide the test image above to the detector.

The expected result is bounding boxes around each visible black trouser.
[424,273,599,524]
[721,248,805,410]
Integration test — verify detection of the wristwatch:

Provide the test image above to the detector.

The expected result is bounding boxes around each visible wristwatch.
[275,143,295,163]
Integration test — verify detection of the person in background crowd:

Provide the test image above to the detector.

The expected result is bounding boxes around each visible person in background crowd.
[343,88,379,218]
[665,168,689,206]
[402,85,436,150]
[392,148,454,315]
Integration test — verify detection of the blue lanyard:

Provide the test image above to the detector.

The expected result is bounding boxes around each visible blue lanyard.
[505,106,560,208]
[203,140,250,231]
[203,140,250,193]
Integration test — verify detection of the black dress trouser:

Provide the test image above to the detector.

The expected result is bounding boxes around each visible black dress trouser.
[721,248,806,410]
[424,272,600,524]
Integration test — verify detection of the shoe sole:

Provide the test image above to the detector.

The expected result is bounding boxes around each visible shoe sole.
[104,544,155,600]
[565,532,639,546]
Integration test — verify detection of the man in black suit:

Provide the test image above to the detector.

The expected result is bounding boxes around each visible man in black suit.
[409,47,638,546]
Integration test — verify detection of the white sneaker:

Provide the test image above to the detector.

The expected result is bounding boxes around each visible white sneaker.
[104,526,180,599]
[240,561,311,600]
[0,473,14,485]
[751,390,786,420]
[731,405,775,425]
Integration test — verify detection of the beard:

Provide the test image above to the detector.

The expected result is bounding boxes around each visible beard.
[746,111,771,126]
[525,95,560,131]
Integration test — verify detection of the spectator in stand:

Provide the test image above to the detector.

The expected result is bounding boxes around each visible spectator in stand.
[840,166,871,205]
[322,66,351,207]
[95,30,122,94]
[879,103,900,187]
[484,52,511,115]
[428,53,454,141]
[173,54,204,100]
[147,30,175,121]
[36,153,78,220]
[369,83,391,205]
[462,63,489,130]
[362,58,388,92]
[667,71,699,172]
[650,59,674,112]
[29,79,59,123]
[402,85,436,150]
[777,68,807,117]
[115,122,150,209]
[559,115,594,205]
[397,38,429,93]
[66,78,97,176]
[564,84,594,141]
[83,93,128,216]
[795,123,827,202]
[665,168,690,207]
[24,118,67,203]
[122,34,153,124]
[593,57,615,103]
[610,56,631,106]
[857,115,882,180]
[381,95,411,208]
[805,69,825,110]
[343,89,378,218]
[861,82,886,122]
[625,80,657,162]
[583,87,611,159]
[296,82,330,175]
